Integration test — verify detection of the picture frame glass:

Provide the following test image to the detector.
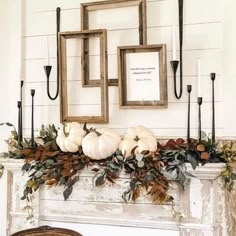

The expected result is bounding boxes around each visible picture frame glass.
[126,51,160,103]
[118,45,168,108]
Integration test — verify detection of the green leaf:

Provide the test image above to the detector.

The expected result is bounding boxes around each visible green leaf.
[135,153,144,162]
[94,173,106,187]
[45,159,55,168]
[6,122,14,127]
[186,153,198,170]
[1,152,9,158]
[63,186,73,201]
[137,161,144,168]
[231,173,236,180]
[22,163,31,172]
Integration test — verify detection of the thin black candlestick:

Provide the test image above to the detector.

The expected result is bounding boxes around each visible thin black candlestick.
[211,73,216,144]
[44,7,61,100]
[20,80,24,142]
[178,0,184,99]
[31,89,35,149]
[170,0,184,99]
[197,97,203,143]
[17,101,22,147]
[187,85,192,143]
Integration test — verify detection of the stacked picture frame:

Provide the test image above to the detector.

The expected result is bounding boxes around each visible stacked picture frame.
[59,0,168,124]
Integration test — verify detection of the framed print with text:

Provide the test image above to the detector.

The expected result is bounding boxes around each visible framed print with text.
[118,44,168,108]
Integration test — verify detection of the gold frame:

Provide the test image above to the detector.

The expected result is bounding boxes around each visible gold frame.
[81,0,147,87]
[118,44,168,109]
[59,29,109,123]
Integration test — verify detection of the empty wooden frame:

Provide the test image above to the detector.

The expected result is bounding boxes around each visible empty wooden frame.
[81,0,147,87]
[118,44,168,108]
[59,29,109,123]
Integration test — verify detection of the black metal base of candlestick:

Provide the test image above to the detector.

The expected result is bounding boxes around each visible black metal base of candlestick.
[170,60,182,99]
[187,85,192,143]
[197,97,203,143]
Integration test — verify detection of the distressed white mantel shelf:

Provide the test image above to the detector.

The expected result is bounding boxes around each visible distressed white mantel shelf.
[0,159,235,236]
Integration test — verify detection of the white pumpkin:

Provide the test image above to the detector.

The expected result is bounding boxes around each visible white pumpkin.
[119,126,157,156]
[56,122,86,153]
[82,128,121,160]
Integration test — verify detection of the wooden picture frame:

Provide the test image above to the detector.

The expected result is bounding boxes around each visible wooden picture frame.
[118,44,168,108]
[59,29,109,123]
[81,0,147,87]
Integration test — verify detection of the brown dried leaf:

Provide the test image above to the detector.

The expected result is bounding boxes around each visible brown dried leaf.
[176,138,185,145]
[45,151,59,157]
[132,187,141,202]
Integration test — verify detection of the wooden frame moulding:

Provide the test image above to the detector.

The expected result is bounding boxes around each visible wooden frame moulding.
[81,0,147,87]
[59,29,109,123]
[118,44,168,109]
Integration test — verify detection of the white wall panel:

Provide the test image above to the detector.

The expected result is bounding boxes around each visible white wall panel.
[20,0,226,138]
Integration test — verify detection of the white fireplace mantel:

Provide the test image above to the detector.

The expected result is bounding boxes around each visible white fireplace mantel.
[0,158,235,236]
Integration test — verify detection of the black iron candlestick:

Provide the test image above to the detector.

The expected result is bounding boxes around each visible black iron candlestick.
[170,60,182,99]
[31,89,35,149]
[211,73,216,144]
[17,101,22,147]
[20,80,24,141]
[170,0,184,99]
[187,85,192,143]
[197,97,203,143]
[44,7,61,100]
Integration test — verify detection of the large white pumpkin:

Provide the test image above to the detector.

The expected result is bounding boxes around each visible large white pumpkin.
[56,122,86,153]
[82,128,121,160]
[119,126,157,156]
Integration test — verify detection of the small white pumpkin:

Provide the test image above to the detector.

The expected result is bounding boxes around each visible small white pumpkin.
[56,122,86,153]
[82,128,121,160]
[119,126,157,156]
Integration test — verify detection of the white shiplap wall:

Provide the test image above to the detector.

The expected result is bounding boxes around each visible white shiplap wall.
[22,0,224,138]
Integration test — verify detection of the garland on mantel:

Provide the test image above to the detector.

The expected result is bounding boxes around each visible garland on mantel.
[0,123,236,222]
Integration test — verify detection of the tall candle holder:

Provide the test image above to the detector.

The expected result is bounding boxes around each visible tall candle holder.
[187,85,192,143]
[31,89,35,149]
[170,0,184,99]
[44,7,61,101]
[211,73,216,144]
[20,80,24,141]
[17,101,22,147]
[197,97,203,143]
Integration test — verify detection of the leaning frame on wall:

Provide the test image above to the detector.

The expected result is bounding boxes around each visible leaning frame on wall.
[118,44,168,108]
[81,0,147,87]
[59,29,109,123]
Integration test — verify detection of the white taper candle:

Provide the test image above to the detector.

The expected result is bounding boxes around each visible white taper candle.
[198,58,201,97]
[46,36,50,65]
[172,24,177,60]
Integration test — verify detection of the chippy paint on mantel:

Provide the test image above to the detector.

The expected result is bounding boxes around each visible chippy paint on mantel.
[0,159,235,236]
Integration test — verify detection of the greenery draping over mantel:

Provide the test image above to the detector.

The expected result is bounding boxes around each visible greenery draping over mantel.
[0,123,236,222]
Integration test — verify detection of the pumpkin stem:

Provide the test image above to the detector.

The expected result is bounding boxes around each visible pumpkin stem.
[63,124,69,137]
[134,136,140,142]
[91,129,102,137]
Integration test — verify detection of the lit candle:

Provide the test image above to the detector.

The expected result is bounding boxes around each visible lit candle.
[46,36,50,65]
[172,24,177,60]
[198,58,201,97]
